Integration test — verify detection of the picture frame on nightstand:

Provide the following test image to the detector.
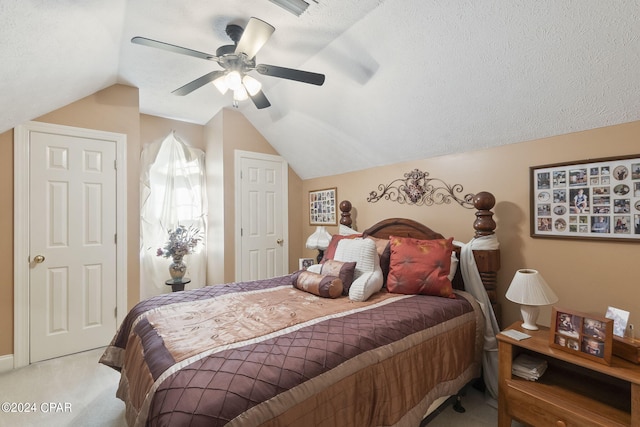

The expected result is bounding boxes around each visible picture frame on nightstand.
[549,307,613,365]
[298,258,315,270]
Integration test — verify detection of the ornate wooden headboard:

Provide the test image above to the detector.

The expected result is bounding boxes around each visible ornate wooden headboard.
[340,191,501,325]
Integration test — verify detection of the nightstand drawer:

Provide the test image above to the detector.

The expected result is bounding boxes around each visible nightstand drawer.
[505,379,627,427]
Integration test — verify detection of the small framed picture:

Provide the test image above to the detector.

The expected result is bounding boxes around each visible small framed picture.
[298,258,315,270]
[549,307,613,365]
[605,306,630,337]
[309,188,337,225]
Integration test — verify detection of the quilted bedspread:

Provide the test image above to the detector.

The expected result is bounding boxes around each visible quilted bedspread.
[100,274,484,427]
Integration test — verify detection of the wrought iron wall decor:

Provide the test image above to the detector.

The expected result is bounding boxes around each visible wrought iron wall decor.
[367,169,475,208]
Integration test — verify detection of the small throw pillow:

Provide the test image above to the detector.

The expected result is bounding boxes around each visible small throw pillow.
[334,238,383,301]
[319,259,357,294]
[387,235,455,298]
[292,271,343,298]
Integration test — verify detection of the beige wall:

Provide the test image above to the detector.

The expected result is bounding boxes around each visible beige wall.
[302,120,640,329]
[0,129,14,356]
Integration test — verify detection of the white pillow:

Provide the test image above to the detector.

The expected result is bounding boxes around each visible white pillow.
[334,238,383,301]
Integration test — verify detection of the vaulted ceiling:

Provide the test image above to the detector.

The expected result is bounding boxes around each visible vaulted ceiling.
[2,1,639,179]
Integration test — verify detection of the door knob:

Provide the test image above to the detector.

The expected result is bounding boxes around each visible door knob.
[33,255,46,264]
[276,239,284,245]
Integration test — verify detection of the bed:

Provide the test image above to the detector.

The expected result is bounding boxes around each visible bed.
[100,192,500,427]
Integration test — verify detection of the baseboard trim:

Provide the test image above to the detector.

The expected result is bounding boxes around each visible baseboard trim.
[0,354,14,373]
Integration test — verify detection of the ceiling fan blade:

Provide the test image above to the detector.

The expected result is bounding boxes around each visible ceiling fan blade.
[172,70,226,96]
[234,18,275,59]
[250,90,271,109]
[131,36,219,62]
[256,64,325,86]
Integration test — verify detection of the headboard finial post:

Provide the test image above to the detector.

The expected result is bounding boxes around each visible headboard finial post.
[339,200,353,227]
[473,191,497,237]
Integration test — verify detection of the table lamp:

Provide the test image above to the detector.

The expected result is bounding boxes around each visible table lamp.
[506,269,558,330]
[305,226,332,263]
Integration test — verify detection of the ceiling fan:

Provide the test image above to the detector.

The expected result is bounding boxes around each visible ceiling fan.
[131,17,325,109]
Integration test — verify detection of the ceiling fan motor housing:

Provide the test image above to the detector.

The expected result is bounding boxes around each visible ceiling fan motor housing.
[215,44,236,57]
[225,24,244,44]
[215,47,256,72]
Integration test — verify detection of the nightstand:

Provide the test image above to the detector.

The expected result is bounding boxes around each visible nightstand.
[497,321,640,427]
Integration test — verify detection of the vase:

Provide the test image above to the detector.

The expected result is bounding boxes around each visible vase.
[169,256,187,281]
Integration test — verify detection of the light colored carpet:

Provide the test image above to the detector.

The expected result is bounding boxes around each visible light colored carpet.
[0,347,500,426]
[0,348,125,427]
[427,387,500,427]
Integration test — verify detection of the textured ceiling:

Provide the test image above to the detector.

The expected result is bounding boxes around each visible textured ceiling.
[2,1,639,179]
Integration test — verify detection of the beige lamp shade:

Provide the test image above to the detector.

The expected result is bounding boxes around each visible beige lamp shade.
[506,269,558,330]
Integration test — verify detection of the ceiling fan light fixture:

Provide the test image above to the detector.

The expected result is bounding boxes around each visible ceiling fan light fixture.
[225,71,243,91]
[268,0,309,16]
[212,75,229,94]
[242,75,262,96]
[233,86,249,102]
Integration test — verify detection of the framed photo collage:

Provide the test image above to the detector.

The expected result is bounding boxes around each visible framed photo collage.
[309,187,337,226]
[531,155,640,241]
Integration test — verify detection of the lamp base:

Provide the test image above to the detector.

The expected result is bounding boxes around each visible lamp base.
[520,305,540,330]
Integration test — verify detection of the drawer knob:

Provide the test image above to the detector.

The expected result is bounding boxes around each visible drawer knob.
[556,421,567,427]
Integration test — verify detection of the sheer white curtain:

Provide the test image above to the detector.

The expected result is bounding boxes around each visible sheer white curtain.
[140,132,207,299]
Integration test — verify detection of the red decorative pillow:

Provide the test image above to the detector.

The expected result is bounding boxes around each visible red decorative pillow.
[321,234,362,263]
[291,271,343,298]
[320,260,356,294]
[386,235,455,298]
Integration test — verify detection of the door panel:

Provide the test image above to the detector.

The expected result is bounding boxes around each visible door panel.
[29,132,117,362]
[47,267,69,334]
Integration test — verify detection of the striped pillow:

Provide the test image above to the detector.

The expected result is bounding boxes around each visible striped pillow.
[291,271,343,298]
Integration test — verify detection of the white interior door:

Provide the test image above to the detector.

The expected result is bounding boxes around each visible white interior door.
[29,131,117,362]
[236,151,288,281]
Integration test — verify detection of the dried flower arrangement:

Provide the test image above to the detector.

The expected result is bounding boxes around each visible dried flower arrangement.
[157,225,202,259]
